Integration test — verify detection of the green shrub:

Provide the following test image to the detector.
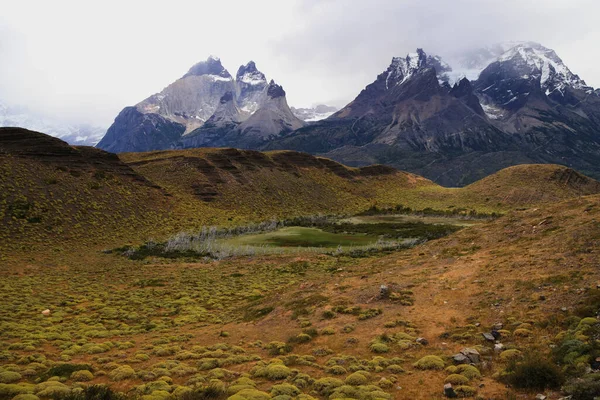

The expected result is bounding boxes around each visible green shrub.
[321,327,336,335]
[270,383,300,397]
[12,394,39,400]
[345,372,368,386]
[563,373,600,400]
[264,364,291,380]
[71,370,93,382]
[456,365,481,380]
[0,383,35,397]
[0,371,21,383]
[109,365,136,381]
[413,355,445,370]
[313,377,343,397]
[228,388,270,400]
[327,365,347,375]
[180,385,227,400]
[454,385,477,397]
[502,353,564,390]
[445,374,469,385]
[35,381,70,398]
[369,342,389,354]
[499,349,522,362]
[386,364,405,374]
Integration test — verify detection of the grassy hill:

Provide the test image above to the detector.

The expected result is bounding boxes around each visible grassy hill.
[3,128,600,259]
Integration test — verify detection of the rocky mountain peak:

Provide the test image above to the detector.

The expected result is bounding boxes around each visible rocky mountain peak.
[236,61,266,85]
[183,56,232,79]
[384,49,453,89]
[267,80,286,99]
[495,42,592,95]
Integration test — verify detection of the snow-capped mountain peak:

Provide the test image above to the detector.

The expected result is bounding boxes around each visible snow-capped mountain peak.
[236,61,268,114]
[496,42,591,94]
[384,49,456,88]
[236,61,266,86]
[385,49,428,89]
[183,56,232,79]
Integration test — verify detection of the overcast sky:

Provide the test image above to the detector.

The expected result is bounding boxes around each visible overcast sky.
[0,0,599,126]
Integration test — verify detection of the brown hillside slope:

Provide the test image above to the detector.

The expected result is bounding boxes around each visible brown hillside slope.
[3,128,600,257]
[465,164,600,206]
[0,128,175,256]
[120,148,436,223]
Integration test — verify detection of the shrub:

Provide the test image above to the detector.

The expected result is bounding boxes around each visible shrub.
[288,334,312,344]
[109,365,136,381]
[71,370,94,382]
[228,388,270,400]
[0,383,35,397]
[369,342,389,354]
[445,374,469,385]
[413,355,445,370]
[180,385,227,400]
[378,378,393,388]
[345,372,368,386]
[445,366,458,374]
[313,377,343,397]
[454,385,477,397]
[502,353,564,390]
[0,371,21,383]
[499,349,522,362]
[563,373,600,400]
[456,365,481,380]
[12,395,39,400]
[270,383,300,397]
[386,364,405,374]
[265,364,291,380]
[513,328,532,337]
[35,382,70,398]
[321,327,336,335]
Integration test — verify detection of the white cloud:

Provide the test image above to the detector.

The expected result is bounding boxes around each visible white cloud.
[0,0,598,126]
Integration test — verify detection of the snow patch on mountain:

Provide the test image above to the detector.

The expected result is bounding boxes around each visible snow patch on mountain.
[0,100,105,145]
[291,105,338,122]
[497,42,592,94]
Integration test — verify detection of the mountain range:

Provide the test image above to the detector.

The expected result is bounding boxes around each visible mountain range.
[96,42,600,186]
[0,100,105,146]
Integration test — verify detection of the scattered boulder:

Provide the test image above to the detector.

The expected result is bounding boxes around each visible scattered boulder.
[493,322,503,330]
[444,383,457,398]
[536,394,547,400]
[494,343,504,352]
[416,337,429,346]
[41,309,51,316]
[452,353,469,364]
[379,285,389,299]
[461,348,480,364]
[453,348,480,364]
[482,333,495,342]
[491,330,501,340]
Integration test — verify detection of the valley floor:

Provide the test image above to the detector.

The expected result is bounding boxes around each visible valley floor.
[2,195,600,399]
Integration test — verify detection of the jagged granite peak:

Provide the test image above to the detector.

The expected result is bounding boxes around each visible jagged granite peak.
[266,80,286,99]
[206,91,247,126]
[236,61,266,85]
[450,78,485,116]
[236,61,268,115]
[237,80,304,140]
[134,55,236,134]
[183,55,232,79]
